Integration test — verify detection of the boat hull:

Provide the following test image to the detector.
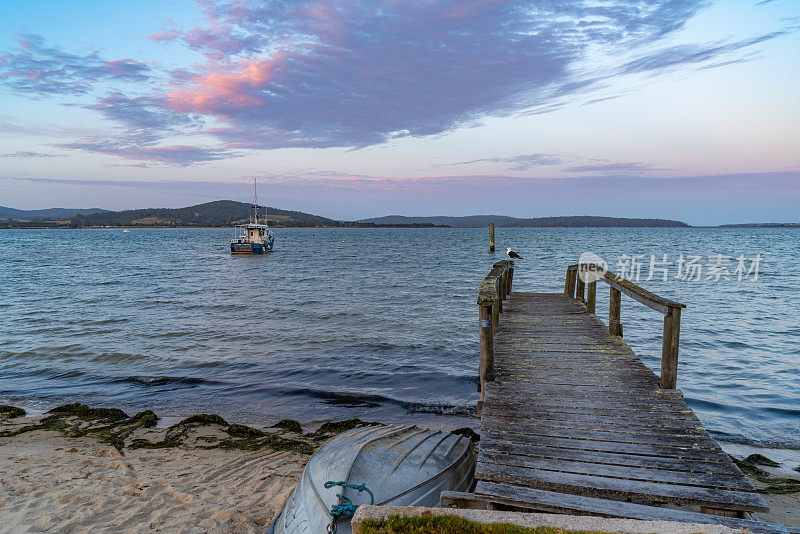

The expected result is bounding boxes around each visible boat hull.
[230,239,274,254]
[269,424,475,534]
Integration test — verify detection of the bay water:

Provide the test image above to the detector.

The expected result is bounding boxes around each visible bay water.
[0,227,797,450]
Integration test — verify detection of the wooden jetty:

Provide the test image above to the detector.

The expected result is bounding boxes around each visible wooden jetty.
[442,260,786,533]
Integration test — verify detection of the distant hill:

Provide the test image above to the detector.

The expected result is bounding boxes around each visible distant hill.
[66,200,340,228]
[360,215,690,228]
[0,206,107,219]
[0,201,439,228]
[717,222,799,228]
[0,202,691,228]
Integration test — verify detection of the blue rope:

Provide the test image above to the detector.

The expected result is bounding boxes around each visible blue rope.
[324,480,374,519]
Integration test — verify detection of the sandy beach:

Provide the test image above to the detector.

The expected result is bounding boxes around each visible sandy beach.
[2,406,798,533]
[0,406,337,534]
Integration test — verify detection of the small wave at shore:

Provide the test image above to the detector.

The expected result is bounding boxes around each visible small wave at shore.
[275,387,476,417]
[113,376,224,388]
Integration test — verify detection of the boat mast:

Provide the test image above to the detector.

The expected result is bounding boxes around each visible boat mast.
[252,178,258,225]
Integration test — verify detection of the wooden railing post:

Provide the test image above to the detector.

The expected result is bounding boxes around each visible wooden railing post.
[587,281,596,314]
[660,307,681,389]
[609,287,623,336]
[507,268,513,295]
[564,268,576,297]
[492,283,500,333]
[496,277,504,313]
[479,304,495,406]
[576,276,585,303]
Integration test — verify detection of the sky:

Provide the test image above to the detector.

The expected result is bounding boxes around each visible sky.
[0,0,798,224]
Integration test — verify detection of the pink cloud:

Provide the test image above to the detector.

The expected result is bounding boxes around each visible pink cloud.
[444,0,506,20]
[167,56,282,114]
[148,29,181,42]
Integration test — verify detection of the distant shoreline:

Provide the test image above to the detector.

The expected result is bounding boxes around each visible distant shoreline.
[2,224,799,230]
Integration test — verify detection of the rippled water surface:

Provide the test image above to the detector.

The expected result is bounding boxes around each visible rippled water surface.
[0,227,797,446]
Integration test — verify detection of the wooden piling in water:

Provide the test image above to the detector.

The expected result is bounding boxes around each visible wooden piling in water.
[576,276,585,303]
[609,286,623,336]
[478,304,494,398]
[660,307,681,389]
[587,280,596,314]
[489,223,495,253]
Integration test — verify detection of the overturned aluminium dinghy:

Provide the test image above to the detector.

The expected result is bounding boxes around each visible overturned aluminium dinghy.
[269,424,476,534]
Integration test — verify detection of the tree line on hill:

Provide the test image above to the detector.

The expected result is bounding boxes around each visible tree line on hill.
[359,214,689,227]
[0,200,692,228]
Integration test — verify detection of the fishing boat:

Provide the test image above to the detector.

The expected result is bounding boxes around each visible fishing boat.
[230,179,275,254]
[269,424,476,534]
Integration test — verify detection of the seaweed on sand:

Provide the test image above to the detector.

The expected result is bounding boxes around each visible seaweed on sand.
[128,414,227,450]
[129,415,315,454]
[734,454,800,495]
[0,405,26,418]
[745,453,780,467]
[271,419,302,433]
[0,403,158,452]
[47,403,128,422]
[312,419,381,438]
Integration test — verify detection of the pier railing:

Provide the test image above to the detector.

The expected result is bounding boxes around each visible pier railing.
[565,263,686,389]
[476,260,514,406]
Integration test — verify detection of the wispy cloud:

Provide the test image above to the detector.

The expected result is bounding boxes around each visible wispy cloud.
[0,151,64,158]
[566,161,661,174]
[0,33,150,96]
[56,139,235,166]
[617,30,791,77]
[56,92,222,166]
[441,153,565,171]
[1,2,793,165]
[147,0,789,151]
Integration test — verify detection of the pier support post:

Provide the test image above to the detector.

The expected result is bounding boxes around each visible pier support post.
[492,294,500,333]
[479,304,495,405]
[661,307,681,389]
[489,223,495,253]
[564,268,576,297]
[576,276,585,303]
[609,287,623,336]
[496,277,503,313]
[587,281,596,314]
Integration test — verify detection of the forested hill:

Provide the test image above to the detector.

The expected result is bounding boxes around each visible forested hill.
[360,215,690,227]
[0,201,438,228]
[0,206,106,219]
[1,201,689,228]
[68,201,340,228]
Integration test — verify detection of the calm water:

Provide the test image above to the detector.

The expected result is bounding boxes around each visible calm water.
[0,227,797,447]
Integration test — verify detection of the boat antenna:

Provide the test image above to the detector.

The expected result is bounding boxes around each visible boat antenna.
[253,178,258,225]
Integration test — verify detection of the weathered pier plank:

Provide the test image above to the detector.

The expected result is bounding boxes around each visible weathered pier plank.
[465,260,773,527]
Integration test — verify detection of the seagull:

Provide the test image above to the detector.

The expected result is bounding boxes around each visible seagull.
[506,247,523,260]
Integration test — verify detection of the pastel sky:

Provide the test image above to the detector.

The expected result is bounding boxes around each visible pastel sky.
[1,0,798,224]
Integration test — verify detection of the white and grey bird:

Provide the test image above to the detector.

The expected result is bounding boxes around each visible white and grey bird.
[505,247,523,260]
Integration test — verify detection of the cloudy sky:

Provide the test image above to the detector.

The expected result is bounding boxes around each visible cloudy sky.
[1,0,798,224]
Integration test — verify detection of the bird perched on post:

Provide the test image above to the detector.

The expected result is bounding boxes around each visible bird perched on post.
[505,247,522,260]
